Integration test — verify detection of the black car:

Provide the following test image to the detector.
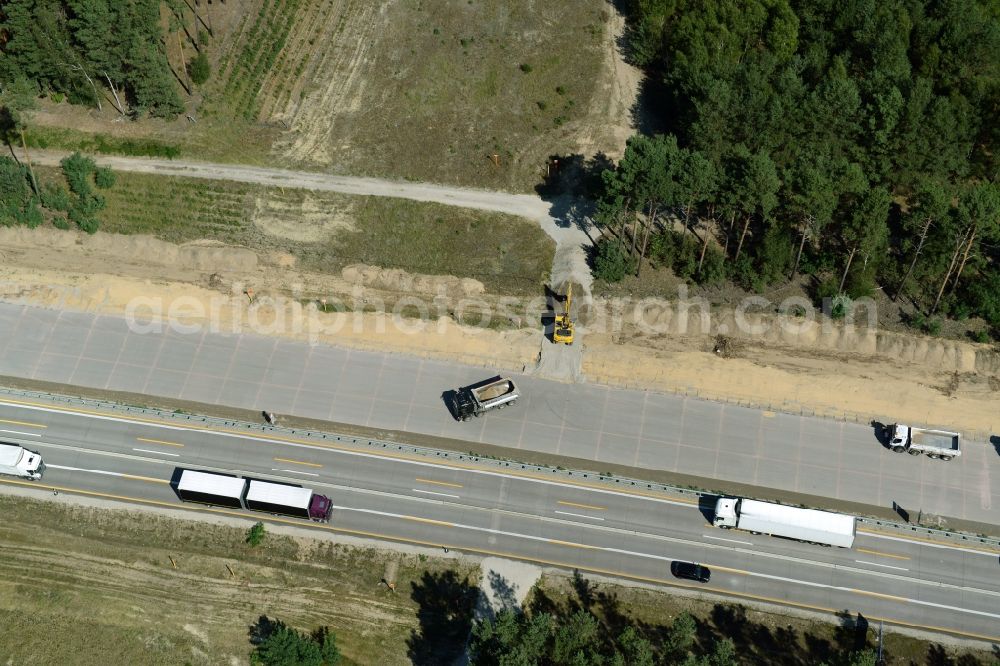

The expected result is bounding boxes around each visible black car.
[671,561,711,583]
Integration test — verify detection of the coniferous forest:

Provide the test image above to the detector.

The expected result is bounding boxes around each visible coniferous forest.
[599,0,1000,337]
[0,0,183,118]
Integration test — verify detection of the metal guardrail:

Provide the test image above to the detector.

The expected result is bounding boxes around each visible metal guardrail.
[1,386,998,550]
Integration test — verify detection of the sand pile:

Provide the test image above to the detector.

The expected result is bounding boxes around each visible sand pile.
[606,296,996,376]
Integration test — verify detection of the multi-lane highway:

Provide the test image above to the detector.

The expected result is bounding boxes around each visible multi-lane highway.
[1,394,998,643]
[2,302,997,526]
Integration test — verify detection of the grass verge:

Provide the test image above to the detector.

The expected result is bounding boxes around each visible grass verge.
[0,494,478,666]
[48,169,553,296]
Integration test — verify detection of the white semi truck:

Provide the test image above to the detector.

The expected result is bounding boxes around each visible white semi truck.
[713,497,856,548]
[451,376,519,421]
[0,443,45,480]
[884,424,960,461]
[176,470,333,521]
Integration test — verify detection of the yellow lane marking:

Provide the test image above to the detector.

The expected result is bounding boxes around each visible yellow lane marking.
[762,411,776,418]
[557,500,606,511]
[851,589,909,603]
[0,418,46,428]
[136,437,184,448]
[404,516,454,527]
[3,477,999,644]
[548,539,597,550]
[856,547,910,561]
[858,528,1000,556]
[415,478,463,489]
[273,457,323,468]
[121,474,170,484]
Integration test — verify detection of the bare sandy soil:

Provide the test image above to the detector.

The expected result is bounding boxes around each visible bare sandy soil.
[0,227,539,371]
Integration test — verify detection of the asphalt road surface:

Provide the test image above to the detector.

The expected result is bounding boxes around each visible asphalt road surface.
[1,303,997,526]
[1,395,998,643]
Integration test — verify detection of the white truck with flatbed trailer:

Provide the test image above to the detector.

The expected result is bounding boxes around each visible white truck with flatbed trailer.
[884,424,960,461]
[451,376,519,421]
[0,443,45,480]
[713,497,856,548]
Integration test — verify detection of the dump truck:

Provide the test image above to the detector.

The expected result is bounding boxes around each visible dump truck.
[884,424,961,461]
[713,497,856,548]
[451,376,519,421]
[0,443,45,480]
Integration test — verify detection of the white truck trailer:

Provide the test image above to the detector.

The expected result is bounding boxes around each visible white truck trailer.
[0,443,45,480]
[451,376,519,421]
[885,424,960,461]
[713,497,856,548]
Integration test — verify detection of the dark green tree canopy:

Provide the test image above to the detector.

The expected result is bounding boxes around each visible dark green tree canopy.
[609,0,1000,333]
[1,0,183,118]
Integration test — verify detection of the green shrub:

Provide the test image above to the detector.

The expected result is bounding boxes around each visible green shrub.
[42,184,74,212]
[924,318,942,335]
[829,294,850,319]
[519,63,533,73]
[94,167,116,189]
[61,152,97,197]
[697,246,726,285]
[189,52,211,85]
[970,330,991,344]
[246,521,266,547]
[16,200,44,228]
[592,237,635,282]
[251,620,340,666]
[967,271,1000,329]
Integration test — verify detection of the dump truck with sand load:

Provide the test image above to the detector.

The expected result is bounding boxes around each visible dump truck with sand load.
[884,424,960,461]
[713,497,856,548]
[451,376,519,421]
[0,443,45,480]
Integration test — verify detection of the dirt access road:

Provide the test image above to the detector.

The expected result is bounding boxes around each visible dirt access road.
[23,149,595,291]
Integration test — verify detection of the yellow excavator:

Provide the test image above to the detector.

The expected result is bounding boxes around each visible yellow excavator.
[552,283,575,345]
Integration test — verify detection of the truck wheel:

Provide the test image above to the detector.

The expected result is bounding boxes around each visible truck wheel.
[474,412,481,418]
[509,399,517,406]
[461,415,470,422]
[940,456,953,461]
[892,446,905,453]
[907,449,921,456]
[497,403,506,410]
[927,454,938,459]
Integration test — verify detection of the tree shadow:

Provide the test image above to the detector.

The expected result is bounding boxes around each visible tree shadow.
[247,614,283,647]
[832,610,869,653]
[406,570,479,666]
[571,569,596,612]
[630,71,674,138]
[486,570,519,615]
[711,604,749,650]
[534,152,609,241]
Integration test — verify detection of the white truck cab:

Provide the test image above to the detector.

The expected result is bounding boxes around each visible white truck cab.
[713,497,739,528]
